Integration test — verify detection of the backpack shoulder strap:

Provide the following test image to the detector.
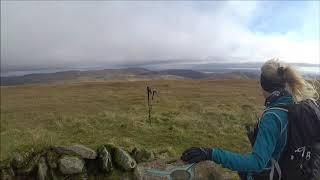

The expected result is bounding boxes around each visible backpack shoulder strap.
[271,103,290,110]
[268,107,289,112]
[262,104,289,116]
[266,103,291,116]
[262,105,289,136]
[251,104,291,147]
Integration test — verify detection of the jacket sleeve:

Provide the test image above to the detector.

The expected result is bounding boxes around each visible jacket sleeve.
[211,111,282,172]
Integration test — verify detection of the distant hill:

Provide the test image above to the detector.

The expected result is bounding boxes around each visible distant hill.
[1,71,82,86]
[0,67,264,86]
[2,66,318,86]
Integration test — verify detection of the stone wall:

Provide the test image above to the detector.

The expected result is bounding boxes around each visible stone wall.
[0,144,154,180]
[0,144,225,180]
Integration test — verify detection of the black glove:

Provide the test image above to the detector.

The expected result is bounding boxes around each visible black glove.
[180,147,212,163]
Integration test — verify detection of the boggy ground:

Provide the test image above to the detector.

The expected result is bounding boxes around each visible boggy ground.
[1,79,265,179]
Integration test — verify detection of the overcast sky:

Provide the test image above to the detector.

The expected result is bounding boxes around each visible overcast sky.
[1,1,319,72]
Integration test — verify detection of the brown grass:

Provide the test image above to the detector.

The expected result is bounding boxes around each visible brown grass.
[1,79,265,179]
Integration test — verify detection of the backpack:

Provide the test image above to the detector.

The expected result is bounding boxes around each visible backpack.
[246,99,320,180]
[277,99,320,180]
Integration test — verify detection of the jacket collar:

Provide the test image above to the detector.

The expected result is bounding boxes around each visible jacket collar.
[265,90,293,108]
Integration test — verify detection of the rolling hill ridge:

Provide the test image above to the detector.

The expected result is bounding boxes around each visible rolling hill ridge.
[1,68,259,86]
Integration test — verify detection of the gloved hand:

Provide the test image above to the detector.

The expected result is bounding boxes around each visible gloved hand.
[180,147,212,163]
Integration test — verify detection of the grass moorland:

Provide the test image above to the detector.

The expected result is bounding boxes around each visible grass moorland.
[1,79,265,178]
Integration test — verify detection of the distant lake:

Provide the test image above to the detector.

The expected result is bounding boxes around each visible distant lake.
[298,66,320,74]
[202,66,319,75]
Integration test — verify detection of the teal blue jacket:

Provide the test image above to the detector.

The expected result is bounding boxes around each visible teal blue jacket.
[211,95,293,179]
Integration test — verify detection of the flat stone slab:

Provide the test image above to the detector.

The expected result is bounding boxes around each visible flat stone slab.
[52,145,97,159]
[134,159,225,180]
[68,145,97,159]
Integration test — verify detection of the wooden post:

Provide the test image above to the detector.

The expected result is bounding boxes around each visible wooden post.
[146,86,158,125]
[147,86,152,125]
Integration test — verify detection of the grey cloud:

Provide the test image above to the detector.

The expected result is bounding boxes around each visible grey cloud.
[1,1,318,72]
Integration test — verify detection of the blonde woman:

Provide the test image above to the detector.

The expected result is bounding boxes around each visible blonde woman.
[181,59,319,180]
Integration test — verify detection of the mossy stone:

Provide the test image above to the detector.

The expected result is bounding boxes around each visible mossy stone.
[114,148,136,171]
[97,145,113,173]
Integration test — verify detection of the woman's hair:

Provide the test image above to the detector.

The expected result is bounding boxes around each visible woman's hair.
[261,58,319,102]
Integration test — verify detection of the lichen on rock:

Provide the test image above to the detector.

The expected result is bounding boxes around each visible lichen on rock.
[37,156,48,180]
[59,156,85,175]
[97,145,113,173]
[51,144,97,159]
[114,147,137,171]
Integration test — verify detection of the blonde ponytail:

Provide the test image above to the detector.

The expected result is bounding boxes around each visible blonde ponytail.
[282,65,319,102]
[261,58,319,102]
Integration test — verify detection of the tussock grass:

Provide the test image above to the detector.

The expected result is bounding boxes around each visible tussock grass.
[1,79,264,178]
